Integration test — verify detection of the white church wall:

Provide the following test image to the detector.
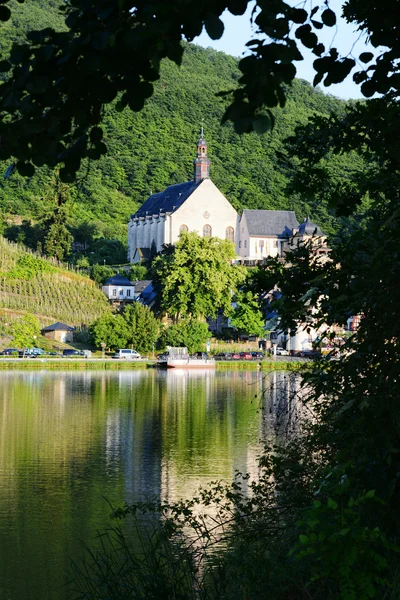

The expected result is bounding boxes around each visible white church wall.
[171,179,237,243]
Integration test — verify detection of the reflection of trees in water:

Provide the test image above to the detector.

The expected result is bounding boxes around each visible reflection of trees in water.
[257,371,308,442]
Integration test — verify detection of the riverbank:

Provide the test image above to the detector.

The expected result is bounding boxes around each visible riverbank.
[0,358,306,371]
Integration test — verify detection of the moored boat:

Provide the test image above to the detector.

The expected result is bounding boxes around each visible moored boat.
[157,347,215,369]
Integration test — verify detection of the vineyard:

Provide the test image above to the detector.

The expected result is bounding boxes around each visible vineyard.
[0,236,112,326]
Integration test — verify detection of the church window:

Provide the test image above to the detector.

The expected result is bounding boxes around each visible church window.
[244,240,247,248]
[225,227,234,242]
[239,241,241,248]
[180,224,189,234]
[203,224,212,237]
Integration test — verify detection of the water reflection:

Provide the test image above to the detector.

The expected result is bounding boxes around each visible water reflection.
[0,369,302,600]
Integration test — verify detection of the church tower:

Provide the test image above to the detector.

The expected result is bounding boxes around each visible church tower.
[193,126,211,183]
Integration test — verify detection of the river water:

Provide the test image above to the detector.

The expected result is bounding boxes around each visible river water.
[0,369,300,600]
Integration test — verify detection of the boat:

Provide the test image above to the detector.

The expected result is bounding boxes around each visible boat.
[156,347,215,369]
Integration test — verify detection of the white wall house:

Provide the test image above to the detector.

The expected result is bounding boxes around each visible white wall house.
[102,274,135,301]
[236,209,300,262]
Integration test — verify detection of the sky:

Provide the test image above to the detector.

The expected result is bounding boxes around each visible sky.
[194,1,377,100]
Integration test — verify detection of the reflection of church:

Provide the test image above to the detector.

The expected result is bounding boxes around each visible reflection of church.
[128,131,325,264]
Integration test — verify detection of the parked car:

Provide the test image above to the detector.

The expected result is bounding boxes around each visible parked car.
[0,348,19,356]
[113,349,141,360]
[239,352,253,360]
[300,349,321,359]
[251,351,264,359]
[63,349,86,357]
[29,347,46,356]
[214,352,232,360]
[276,347,289,356]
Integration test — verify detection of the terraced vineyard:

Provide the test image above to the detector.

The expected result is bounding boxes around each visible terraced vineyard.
[0,237,112,326]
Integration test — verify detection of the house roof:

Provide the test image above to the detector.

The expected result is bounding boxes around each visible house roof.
[243,210,299,238]
[104,274,133,286]
[133,279,152,294]
[132,180,201,218]
[41,322,75,332]
[298,217,324,236]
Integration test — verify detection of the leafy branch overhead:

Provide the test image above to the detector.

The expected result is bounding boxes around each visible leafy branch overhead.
[0,0,399,180]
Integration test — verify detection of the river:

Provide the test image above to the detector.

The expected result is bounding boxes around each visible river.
[0,369,300,600]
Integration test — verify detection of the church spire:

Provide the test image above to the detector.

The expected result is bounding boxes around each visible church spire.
[193,125,210,183]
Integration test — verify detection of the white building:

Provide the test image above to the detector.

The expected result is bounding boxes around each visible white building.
[128,130,238,263]
[236,209,300,263]
[102,274,135,301]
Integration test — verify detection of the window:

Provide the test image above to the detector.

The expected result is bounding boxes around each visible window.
[225,226,234,242]
[126,289,131,297]
[203,224,212,237]
[244,240,247,248]
[259,240,264,249]
[119,289,124,296]
[112,289,117,297]
[239,241,241,248]
[180,224,188,234]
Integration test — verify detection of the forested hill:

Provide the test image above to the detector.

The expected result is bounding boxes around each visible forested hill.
[0,0,347,244]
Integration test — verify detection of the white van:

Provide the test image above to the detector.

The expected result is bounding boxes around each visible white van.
[113,349,141,360]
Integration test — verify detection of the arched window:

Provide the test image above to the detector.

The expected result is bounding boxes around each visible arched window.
[203,224,212,237]
[179,224,189,234]
[225,227,234,242]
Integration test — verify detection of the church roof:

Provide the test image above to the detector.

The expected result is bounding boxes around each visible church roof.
[132,181,201,218]
[243,210,299,237]
[298,217,324,236]
[104,274,133,286]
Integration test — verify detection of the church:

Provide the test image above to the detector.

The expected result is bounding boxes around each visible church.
[128,130,324,264]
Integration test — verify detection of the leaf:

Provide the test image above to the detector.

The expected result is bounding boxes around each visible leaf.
[252,115,272,134]
[311,19,323,30]
[327,498,338,510]
[361,79,376,97]
[0,5,11,21]
[0,60,11,72]
[204,14,224,40]
[90,126,103,143]
[365,489,376,499]
[321,8,336,27]
[299,534,309,544]
[359,52,374,63]
[17,162,35,177]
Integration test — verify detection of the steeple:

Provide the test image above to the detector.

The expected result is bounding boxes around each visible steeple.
[193,125,210,183]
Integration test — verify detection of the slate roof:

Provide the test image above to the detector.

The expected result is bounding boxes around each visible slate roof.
[104,274,133,286]
[133,279,152,294]
[298,217,324,236]
[132,181,201,218]
[243,210,299,237]
[41,322,75,332]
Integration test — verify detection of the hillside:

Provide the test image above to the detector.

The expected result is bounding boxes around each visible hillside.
[0,0,348,251]
[0,236,112,327]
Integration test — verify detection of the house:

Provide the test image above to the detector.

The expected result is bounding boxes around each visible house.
[41,322,75,342]
[102,274,135,301]
[237,209,300,263]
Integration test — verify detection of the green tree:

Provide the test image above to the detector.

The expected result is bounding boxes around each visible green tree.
[90,313,129,350]
[161,318,210,353]
[152,232,245,320]
[230,290,265,337]
[122,302,159,355]
[9,314,40,348]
